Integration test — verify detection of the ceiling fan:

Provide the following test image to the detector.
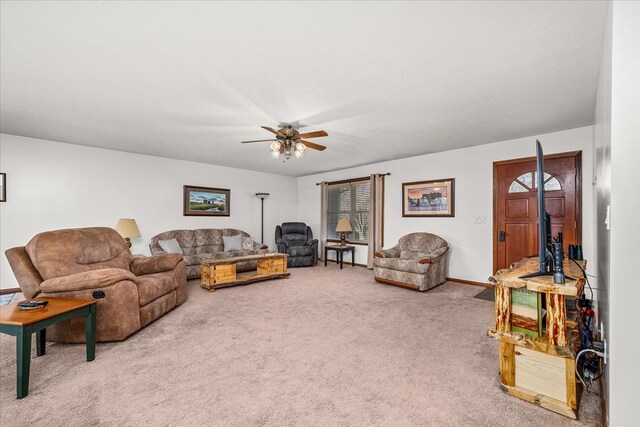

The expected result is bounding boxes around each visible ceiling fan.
[241,124,328,160]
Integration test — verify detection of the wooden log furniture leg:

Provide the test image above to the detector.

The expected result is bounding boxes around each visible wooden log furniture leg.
[499,341,515,386]
[546,293,567,346]
[495,286,511,332]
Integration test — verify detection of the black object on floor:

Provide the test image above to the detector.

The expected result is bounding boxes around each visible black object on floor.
[474,287,495,301]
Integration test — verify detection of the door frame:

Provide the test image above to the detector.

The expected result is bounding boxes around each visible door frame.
[492,150,582,273]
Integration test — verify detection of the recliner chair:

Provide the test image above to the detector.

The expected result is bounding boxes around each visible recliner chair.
[5,227,187,343]
[275,222,318,267]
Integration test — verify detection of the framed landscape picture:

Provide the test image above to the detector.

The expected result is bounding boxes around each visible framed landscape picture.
[183,185,230,216]
[402,178,455,217]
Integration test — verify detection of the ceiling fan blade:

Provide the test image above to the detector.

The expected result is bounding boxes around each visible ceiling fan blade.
[297,130,328,139]
[241,139,277,144]
[300,140,326,151]
[261,126,284,136]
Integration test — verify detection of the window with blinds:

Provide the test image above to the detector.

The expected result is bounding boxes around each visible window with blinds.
[327,179,370,243]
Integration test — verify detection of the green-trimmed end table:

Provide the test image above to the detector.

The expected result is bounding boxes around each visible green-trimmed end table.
[0,297,97,399]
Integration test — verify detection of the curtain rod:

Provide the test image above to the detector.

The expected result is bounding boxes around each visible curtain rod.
[315,173,390,186]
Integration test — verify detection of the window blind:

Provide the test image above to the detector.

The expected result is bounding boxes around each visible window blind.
[327,180,370,243]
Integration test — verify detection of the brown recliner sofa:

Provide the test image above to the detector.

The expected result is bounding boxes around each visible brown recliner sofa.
[5,227,187,343]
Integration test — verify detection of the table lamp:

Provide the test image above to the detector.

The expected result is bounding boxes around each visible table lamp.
[335,218,353,247]
[115,218,140,248]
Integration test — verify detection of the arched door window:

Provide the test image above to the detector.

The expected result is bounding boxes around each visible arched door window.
[508,172,561,193]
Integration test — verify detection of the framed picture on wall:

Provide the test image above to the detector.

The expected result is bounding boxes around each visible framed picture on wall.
[183,185,230,216]
[0,173,5,202]
[402,178,455,217]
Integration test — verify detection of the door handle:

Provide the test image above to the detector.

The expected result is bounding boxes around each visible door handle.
[498,231,506,242]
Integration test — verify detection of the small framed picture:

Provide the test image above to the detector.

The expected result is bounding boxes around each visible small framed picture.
[402,178,455,217]
[0,173,5,202]
[183,185,230,216]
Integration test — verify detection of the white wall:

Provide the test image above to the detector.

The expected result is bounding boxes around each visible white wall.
[608,1,640,425]
[592,1,612,421]
[0,134,298,290]
[297,126,594,284]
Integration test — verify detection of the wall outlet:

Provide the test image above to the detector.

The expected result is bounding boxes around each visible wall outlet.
[474,216,487,224]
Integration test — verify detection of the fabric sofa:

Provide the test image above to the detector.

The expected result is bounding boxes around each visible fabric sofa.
[5,227,187,343]
[275,222,318,267]
[149,229,268,278]
[373,232,449,291]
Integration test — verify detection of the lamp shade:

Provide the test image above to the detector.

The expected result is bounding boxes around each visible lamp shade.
[115,218,141,239]
[335,218,353,233]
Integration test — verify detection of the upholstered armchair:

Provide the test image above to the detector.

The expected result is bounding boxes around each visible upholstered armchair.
[275,222,318,267]
[373,232,449,291]
[5,227,187,343]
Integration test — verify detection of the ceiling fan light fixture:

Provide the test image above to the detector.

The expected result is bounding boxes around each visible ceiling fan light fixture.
[242,125,328,162]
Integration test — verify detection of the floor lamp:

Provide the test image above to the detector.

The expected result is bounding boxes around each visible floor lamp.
[255,193,270,243]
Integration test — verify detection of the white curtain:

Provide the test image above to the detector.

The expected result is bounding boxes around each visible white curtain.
[319,182,329,260]
[367,174,385,268]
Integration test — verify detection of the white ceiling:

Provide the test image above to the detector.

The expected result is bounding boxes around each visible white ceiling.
[0,1,607,177]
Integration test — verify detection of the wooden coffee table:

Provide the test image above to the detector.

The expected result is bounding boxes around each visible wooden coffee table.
[0,297,97,399]
[201,253,290,291]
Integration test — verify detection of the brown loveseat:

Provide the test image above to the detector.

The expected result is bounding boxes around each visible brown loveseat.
[5,227,187,343]
[149,229,268,278]
[373,232,449,291]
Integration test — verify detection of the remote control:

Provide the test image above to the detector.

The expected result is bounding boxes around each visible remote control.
[18,300,49,310]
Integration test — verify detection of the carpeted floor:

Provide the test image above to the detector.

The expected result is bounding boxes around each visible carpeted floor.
[0,264,600,426]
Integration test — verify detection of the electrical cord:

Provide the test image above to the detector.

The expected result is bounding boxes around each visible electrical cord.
[566,252,593,301]
[575,348,603,393]
[546,248,604,394]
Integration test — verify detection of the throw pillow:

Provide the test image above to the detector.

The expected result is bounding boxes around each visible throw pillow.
[222,234,243,252]
[158,238,183,254]
[242,236,254,250]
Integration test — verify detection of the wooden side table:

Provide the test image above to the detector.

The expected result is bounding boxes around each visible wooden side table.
[487,256,587,419]
[0,297,97,399]
[324,245,355,269]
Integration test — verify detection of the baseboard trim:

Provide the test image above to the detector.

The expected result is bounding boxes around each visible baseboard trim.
[0,287,20,295]
[599,374,608,426]
[446,277,493,288]
[320,258,368,268]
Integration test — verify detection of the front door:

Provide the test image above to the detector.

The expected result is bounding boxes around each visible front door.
[493,152,582,272]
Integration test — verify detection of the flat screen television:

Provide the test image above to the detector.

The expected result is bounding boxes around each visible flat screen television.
[520,140,554,279]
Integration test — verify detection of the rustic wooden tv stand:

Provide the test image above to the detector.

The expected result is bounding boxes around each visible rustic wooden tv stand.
[488,256,587,419]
